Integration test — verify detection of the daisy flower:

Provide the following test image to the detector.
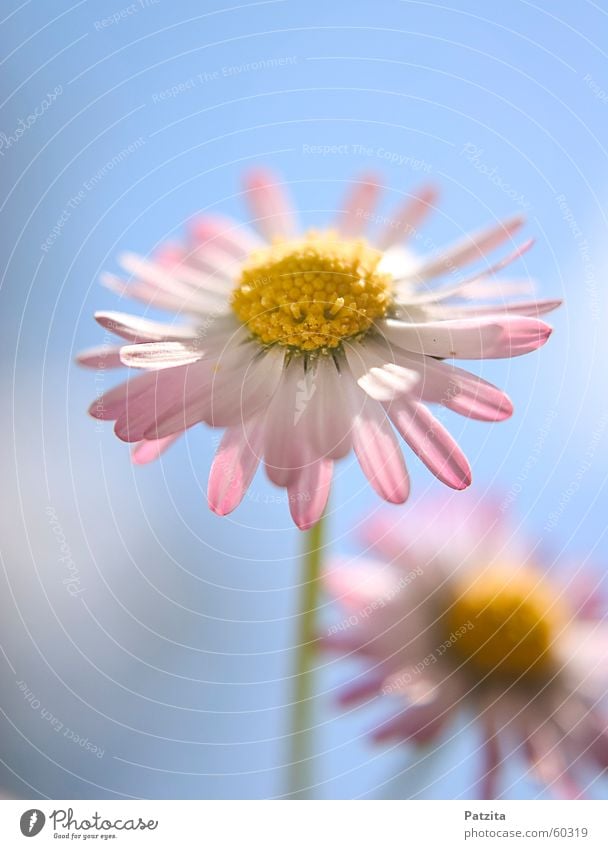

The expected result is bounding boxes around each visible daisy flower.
[323,496,608,799]
[79,171,559,529]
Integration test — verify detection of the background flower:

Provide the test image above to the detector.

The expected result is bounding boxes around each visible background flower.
[324,494,608,799]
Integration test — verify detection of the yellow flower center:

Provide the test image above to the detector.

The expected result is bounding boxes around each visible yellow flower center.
[444,569,564,681]
[231,233,392,351]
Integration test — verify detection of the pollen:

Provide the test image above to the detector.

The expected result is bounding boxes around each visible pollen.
[444,568,565,682]
[231,233,392,351]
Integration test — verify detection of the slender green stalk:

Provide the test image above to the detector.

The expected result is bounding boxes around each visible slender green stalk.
[287,514,325,799]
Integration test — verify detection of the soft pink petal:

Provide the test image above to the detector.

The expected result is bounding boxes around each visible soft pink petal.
[114,360,213,441]
[89,371,156,421]
[95,311,195,344]
[118,253,230,314]
[323,558,403,610]
[372,698,447,744]
[392,353,514,422]
[207,419,264,515]
[377,184,438,250]
[385,397,472,490]
[287,456,333,531]
[77,345,124,369]
[587,717,608,770]
[242,169,296,241]
[405,239,534,302]
[188,213,261,257]
[350,394,410,504]
[131,434,181,465]
[204,346,285,429]
[143,342,273,439]
[337,671,387,706]
[101,270,197,314]
[188,243,240,286]
[414,214,525,280]
[154,242,186,267]
[335,173,381,237]
[524,719,584,800]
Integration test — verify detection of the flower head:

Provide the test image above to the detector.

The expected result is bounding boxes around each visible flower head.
[323,496,608,798]
[79,171,559,528]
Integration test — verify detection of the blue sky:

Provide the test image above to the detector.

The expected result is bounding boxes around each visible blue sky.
[1,0,608,799]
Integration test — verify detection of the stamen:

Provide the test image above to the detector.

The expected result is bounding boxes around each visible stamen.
[231,233,392,352]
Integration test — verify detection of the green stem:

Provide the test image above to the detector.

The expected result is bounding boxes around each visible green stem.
[287,514,325,799]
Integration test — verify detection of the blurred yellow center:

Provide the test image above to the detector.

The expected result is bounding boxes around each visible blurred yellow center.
[444,569,563,681]
[231,234,392,351]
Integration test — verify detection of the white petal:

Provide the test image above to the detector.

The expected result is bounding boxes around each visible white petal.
[94,311,196,343]
[119,253,231,313]
[119,340,206,370]
[345,338,420,401]
[205,345,286,427]
[291,357,354,459]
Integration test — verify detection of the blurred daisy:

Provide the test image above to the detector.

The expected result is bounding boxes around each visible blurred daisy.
[323,496,608,799]
[79,171,559,528]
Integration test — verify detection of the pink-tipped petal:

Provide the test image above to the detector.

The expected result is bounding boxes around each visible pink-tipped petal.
[188,213,261,257]
[242,169,296,241]
[323,559,402,611]
[415,214,525,280]
[377,184,439,250]
[207,419,263,515]
[386,397,472,490]
[77,345,124,369]
[335,173,381,237]
[114,360,212,441]
[395,355,514,422]
[383,315,552,359]
[350,396,410,504]
[118,253,230,314]
[288,457,333,531]
[372,700,446,744]
[338,671,387,706]
[131,434,181,465]
[400,239,534,303]
[94,311,195,344]
[154,242,186,267]
[524,720,584,800]
[89,371,156,421]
